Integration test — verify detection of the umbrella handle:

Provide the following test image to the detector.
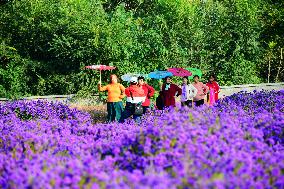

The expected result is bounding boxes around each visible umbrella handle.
[159,79,163,91]
[100,69,102,84]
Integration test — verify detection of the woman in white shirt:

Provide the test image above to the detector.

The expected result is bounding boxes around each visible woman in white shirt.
[180,76,198,108]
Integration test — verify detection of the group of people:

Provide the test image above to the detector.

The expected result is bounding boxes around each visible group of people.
[98,75,155,123]
[156,74,220,109]
[98,74,220,123]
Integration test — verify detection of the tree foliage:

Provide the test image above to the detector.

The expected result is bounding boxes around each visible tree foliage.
[0,0,283,97]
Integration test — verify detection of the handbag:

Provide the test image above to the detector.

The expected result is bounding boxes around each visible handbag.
[134,102,143,116]
[130,91,144,116]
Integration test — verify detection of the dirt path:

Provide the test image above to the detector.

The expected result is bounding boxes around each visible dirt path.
[70,104,107,123]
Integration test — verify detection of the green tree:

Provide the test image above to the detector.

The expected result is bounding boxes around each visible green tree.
[0,0,281,97]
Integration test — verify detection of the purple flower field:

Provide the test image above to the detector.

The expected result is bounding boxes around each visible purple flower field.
[1,90,284,189]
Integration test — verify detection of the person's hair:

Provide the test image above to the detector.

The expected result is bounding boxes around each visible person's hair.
[109,74,118,84]
[209,74,217,81]
[182,76,189,84]
[138,76,144,81]
[193,75,199,79]
[164,76,171,82]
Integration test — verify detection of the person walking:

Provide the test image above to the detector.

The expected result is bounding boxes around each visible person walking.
[161,76,182,108]
[192,75,209,107]
[180,76,198,108]
[206,74,220,105]
[98,74,125,123]
[138,76,155,114]
[119,77,146,123]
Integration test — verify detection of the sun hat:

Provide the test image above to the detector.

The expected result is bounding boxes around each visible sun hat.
[130,76,138,83]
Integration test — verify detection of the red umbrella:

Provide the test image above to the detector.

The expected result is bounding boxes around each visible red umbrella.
[85,65,116,83]
[167,68,192,77]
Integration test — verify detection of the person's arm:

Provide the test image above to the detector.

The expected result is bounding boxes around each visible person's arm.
[161,83,165,92]
[206,83,210,89]
[191,85,198,97]
[215,82,220,93]
[175,84,182,96]
[146,84,155,98]
[98,84,108,92]
[203,83,209,94]
[119,84,126,99]
[125,88,130,97]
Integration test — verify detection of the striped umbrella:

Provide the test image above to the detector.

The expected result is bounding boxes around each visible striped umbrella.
[85,65,116,83]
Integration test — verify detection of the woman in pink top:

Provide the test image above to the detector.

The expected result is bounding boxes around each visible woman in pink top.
[192,75,209,106]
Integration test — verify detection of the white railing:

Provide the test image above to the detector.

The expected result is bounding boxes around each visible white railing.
[0,94,76,102]
[220,82,284,89]
[219,82,284,97]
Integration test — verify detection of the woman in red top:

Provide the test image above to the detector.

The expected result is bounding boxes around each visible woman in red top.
[138,76,155,114]
[119,77,146,123]
[206,74,220,104]
[161,76,182,108]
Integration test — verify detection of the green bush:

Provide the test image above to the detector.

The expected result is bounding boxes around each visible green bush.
[0,41,32,98]
[0,0,282,97]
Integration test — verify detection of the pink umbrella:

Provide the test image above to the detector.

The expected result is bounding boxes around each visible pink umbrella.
[167,68,192,77]
[85,65,116,83]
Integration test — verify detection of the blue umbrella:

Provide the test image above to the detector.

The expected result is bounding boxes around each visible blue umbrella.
[148,71,173,79]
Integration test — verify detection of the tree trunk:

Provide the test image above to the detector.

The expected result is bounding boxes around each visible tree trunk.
[268,56,271,83]
[275,48,283,82]
[275,67,281,82]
